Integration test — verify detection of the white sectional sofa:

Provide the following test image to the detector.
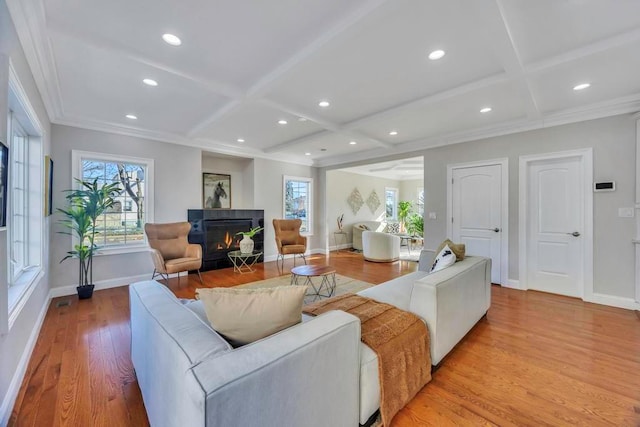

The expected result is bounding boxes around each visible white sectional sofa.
[130,249,491,427]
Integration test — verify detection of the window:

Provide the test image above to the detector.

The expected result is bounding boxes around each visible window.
[385,187,398,220]
[417,187,424,216]
[72,151,154,253]
[283,176,313,235]
[8,115,42,284]
[5,66,45,329]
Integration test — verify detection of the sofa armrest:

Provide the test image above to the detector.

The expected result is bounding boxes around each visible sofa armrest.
[409,257,491,365]
[191,311,361,427]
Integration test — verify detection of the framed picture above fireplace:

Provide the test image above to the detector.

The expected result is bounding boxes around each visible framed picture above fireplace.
[203,173,231,209]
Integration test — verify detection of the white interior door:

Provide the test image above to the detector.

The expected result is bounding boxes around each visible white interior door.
[526,157,583,297]
[451,164,503,283]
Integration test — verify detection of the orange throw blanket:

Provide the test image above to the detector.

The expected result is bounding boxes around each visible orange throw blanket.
[303,293,431,426]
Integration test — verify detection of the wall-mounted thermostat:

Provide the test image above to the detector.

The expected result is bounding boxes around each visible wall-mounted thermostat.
[593,181,615,192]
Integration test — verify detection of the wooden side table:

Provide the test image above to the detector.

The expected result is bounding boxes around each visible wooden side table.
[333,231,348,253]
[290,264,337,301]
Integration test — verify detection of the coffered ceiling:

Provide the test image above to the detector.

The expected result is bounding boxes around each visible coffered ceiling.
[8,0,640,167]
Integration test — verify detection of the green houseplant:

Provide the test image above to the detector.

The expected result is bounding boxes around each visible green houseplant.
[407,213,424,237]
[397,201,413,233]
[236,226,264,254]
[59,178,121,299]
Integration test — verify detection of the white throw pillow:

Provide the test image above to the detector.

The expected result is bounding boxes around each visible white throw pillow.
[196,286,307,346]
[430,244,457,273]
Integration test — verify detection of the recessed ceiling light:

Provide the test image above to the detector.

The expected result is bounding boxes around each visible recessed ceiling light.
[298,117,308,122]
[573,83,591,91]
[125,114,138,120]
[389,130,398,136]
[237,138,245,143]
[428,49,446,60]
[349,141,357,145]
[318,100,330,108]
[162,33,182,46]
[278,119,288,125]
[305,152,311,156]
[143,78,158,86]
[480,107,492,113]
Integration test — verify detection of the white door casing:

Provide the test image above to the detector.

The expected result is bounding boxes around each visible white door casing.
[447,159,508,285]
[519,149,593,299]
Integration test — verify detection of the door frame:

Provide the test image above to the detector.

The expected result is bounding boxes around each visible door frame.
[447,158,509,285]
[518,148,593,299]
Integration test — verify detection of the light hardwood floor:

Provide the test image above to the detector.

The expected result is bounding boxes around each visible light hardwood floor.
[10,251,640,426]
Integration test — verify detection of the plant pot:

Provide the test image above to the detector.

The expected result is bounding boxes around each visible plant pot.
[239,235,254,254]
[77,284,95,299]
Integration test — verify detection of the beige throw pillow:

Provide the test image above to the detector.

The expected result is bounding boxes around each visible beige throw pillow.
[196,286,307,346]
[435,239,465,261]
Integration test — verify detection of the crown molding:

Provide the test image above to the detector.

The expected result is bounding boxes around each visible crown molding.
[7,0,64,121]
[315,94,640,168]
[53,115,313,166]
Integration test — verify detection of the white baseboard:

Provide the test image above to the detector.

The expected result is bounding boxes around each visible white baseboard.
[329,243,352,252]
[585,293,640,311]
[0,287,50,427]
[49,273,151,298]
[503,279,521,289]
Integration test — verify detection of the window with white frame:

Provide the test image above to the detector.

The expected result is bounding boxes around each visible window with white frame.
[283,175,313,235]
[417,187,424,215]
[8,114,42,285]
[72,151,154,252]
[385,187,398,220]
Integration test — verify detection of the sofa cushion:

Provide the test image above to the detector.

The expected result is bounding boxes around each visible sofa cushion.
[430,245,457,273]
[435,239,465,261]
[196,286,307,346]
[357,271,428,311]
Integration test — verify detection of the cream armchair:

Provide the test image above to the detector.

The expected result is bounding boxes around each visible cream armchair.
[144,222,203,283]
[362,230,400,262]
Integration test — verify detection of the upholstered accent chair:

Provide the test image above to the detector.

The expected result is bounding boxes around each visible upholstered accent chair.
[144,222,203,284]
[273,219,307,268]
[362,230,400,262]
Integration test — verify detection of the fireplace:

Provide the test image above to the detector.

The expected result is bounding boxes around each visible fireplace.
[188,209,264,271]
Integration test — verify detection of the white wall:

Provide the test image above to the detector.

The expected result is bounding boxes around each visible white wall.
[0,0,53,422]
[202,155,253,209]
[399,179,423,208]
[325,170,400,247]
[420,114,635,299]
[251,158,319,259]
[49,125,202,289]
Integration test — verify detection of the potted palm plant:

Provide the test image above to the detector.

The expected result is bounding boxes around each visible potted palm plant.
[397,201,413,233]
[59,178,121,299]
[236,226,264,254]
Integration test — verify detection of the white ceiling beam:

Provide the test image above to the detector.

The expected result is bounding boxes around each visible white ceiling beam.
[525,27,640,74]
[343,73,509,130]
[187,0,391,137]
[470,0,540,120]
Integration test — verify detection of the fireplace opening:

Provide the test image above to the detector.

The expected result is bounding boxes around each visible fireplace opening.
[205,219,251,252]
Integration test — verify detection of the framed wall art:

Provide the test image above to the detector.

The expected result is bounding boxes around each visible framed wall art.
[203,173,231,209]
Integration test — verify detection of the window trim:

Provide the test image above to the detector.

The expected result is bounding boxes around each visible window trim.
[71,150,155,256]
[417,187,424,215]
[385,187,399,220]
[4,61,45,333]
[282,175,313,236]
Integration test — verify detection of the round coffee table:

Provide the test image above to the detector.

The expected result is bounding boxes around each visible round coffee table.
[290,265,337,301]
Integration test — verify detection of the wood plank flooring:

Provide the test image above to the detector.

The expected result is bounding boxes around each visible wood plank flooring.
[10,251,640,426]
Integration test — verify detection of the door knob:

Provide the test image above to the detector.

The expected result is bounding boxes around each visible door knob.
[567,231,581,237]
[493,227,500,233]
